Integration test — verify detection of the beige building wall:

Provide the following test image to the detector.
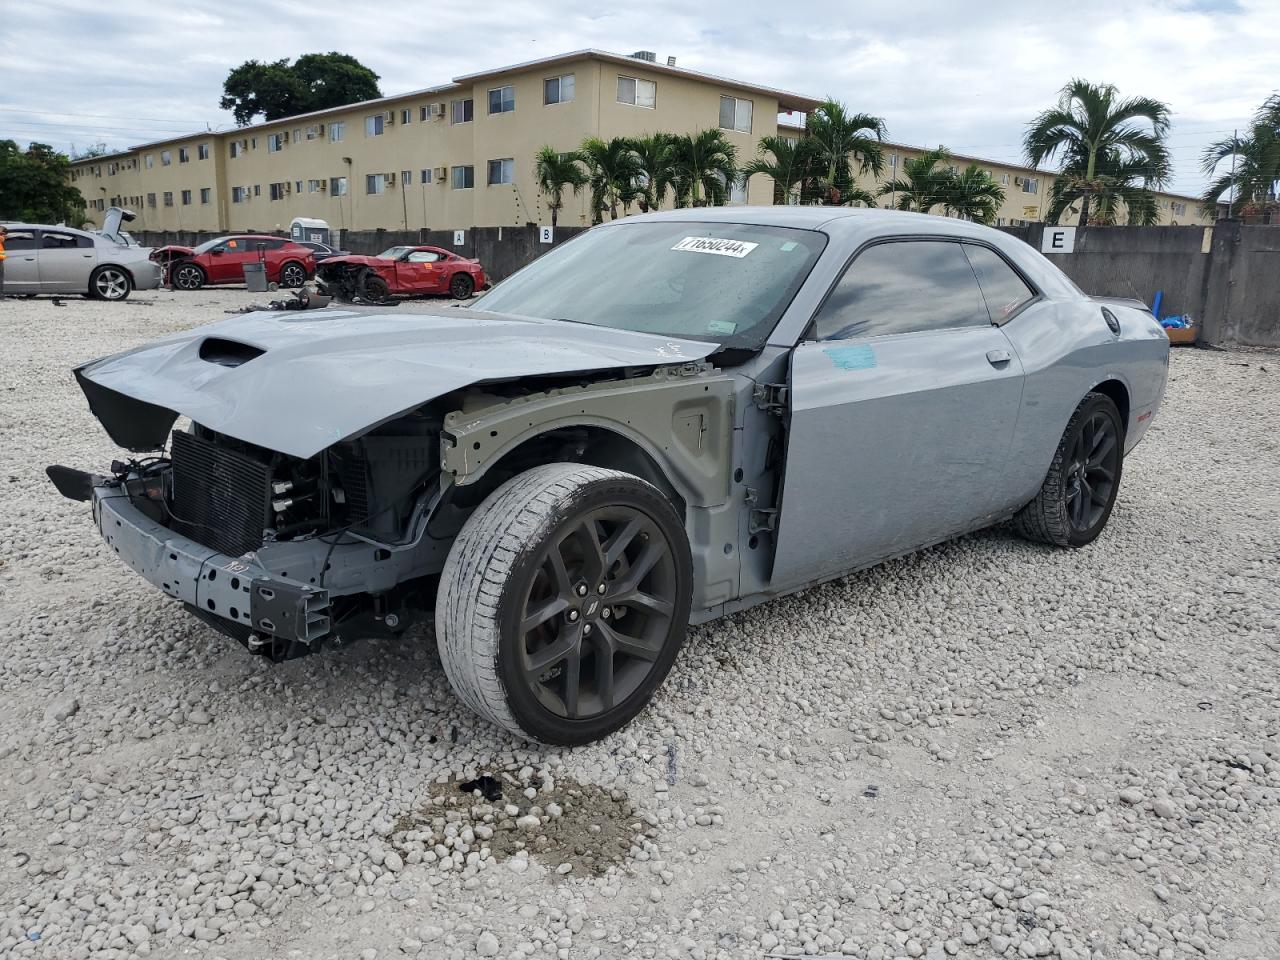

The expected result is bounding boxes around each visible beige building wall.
[70,51,1209,233]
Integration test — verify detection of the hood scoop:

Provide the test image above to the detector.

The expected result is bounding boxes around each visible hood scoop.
[199,337,266,367]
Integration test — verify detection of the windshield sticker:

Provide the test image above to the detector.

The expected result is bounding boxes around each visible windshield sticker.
[823,344,877,371]
[780,241,798,252]
[671,236,759,258]
[707,320,737,335]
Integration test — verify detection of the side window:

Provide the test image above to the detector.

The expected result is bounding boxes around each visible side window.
[41,231,87,249]
[407,251,441,263]
[4,230,37,251]
[963,244,1036,323]
[810,240,990,341]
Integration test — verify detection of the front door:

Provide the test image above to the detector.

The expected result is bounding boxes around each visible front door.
[770,238,1027,592]
[3,229,40,292]
[398,250,444,293]
[37,230,97,291]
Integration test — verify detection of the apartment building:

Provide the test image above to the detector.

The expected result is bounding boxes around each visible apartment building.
[70,49,816,233]
[69,48,1209,232]
[774,121,1209,227]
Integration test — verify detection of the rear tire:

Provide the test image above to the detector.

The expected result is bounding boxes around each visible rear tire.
[279,261,307,288]
[449,273,474,299]
[89,265,132,301]
[171,262,205,291]
[1015,392,1124,547]
[436,464,692,744]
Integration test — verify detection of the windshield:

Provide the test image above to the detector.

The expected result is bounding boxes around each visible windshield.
[477,221,827,350]
[376,246,413,260]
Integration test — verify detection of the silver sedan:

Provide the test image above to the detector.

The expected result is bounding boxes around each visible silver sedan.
[2,209,161,301]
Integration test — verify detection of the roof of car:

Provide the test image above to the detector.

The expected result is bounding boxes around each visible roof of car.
[626,205,1000,233]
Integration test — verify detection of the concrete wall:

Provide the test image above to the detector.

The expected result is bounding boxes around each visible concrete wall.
[1000,222,1280,347]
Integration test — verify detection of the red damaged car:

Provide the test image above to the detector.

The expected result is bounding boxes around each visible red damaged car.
[155,236,316,291]
[315,245,486,302]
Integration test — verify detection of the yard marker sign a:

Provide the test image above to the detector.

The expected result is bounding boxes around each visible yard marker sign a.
[1040,226,1076,254]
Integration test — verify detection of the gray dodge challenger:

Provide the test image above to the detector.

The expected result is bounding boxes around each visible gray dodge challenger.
[49,208,1168,744]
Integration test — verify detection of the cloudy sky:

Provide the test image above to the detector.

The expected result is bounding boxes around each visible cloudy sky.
[1,0,1274,197]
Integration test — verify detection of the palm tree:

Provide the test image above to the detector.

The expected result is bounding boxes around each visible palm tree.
[1048,151,1164,225]
[671,129,738,207]
[578,136,643,223]
[743,135,820,205]
[1023,78,1171,225]
[627,133,678,212]
[533,146,587,228]
[805,99,887,203]
[879,148,953,214]
[1200,95,1280,218]
[944,163,1006,224]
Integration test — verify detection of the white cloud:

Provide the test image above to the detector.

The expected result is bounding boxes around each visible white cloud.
[1,0,1274,195]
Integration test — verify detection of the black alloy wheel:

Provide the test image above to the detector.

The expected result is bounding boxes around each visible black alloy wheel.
[449,273,474,299]
[1065,408,1121,535]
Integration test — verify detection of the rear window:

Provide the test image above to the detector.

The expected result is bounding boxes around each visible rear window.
[963,244,1036,322]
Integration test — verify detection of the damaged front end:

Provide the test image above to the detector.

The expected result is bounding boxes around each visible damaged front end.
[314,261,389,303]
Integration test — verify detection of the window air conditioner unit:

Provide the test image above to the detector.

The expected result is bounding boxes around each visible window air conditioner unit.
[430,103,445,118]
[384,110,395,124]
[284,183,291,194]
[386,172,396,185]
[282,132,289,143]
[1014,176,1024,186]
[433,166,447,181]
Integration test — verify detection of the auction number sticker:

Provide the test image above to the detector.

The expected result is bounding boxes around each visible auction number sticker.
[671,236,758,258]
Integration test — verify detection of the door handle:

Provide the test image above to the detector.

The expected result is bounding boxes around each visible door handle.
[986,349,1012,366]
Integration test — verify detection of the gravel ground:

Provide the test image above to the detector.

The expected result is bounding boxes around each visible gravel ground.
[1,289,1278,960]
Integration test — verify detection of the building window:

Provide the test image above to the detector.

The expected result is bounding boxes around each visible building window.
[307,179,322,193]
[160,150,172,166]
[1172,201,1187,216]
[229,141,240,159]
[163,191,173,207]
[144,154,154,169]
[366,173,386,194]
[329,122,345,142]
[268,133,285,152]
[400,108,412,125]
[251,137,258,149]
[1000,173,1010,185]
[177,147,189,164]
[617,75,656,108]
[365,114,385,137]
[181,189,192,205]
[718,96,753,134]
[200,187,211,204]
[146,192,156,208]
[198,143,210,160]
[544,74,575,105]
[488,85,515,115]
[305,125,320,140]
[330,176,348,196]
[420,168,433,184]
[451,98,474,124]
[1021,177,1039,195]
[451,165,474,189]
[270,182,288,201]
[253,184,261,197]
[487,158,514,185]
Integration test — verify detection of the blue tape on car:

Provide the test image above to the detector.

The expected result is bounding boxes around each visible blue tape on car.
[823,345,877,371]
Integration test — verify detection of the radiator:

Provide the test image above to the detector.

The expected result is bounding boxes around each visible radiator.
[169,431,271,558]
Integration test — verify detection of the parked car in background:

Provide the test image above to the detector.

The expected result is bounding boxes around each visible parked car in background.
[156,236,316,291]
[296,240,349,264]
[1,208,160,300]
[51,208,1167,745]
[316,245,486,301]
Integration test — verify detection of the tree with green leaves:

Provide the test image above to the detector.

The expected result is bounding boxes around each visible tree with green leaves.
[1047,152,1164,225]
[578,137,643,223]
[1023,79,1170,225]
[534,146,587,228]
[943,163,1006,224]
[1200,94,1280,218]
[805,99,886,204]
[743,135,821,205]
[879,148,954,214]
[671,129,738,207]
[220,53,381,125]
[0,140,86,224]
[627,133,679,212]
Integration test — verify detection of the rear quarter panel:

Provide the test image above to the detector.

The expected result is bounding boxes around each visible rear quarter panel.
[1000,299,1169,509]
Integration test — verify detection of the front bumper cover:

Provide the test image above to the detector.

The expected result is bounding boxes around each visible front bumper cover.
[93,484,331,650]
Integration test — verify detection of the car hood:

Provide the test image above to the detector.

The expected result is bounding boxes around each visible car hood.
[74,308,718,459]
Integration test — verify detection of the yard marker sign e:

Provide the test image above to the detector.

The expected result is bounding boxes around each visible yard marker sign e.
[1040,226,1076,254]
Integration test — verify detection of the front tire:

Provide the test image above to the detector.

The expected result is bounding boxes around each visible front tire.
[1015,392,1124,547]
[360,274,391,302]
[436,464,692,745]
[171,262,205,291]
[89,266,132,301]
